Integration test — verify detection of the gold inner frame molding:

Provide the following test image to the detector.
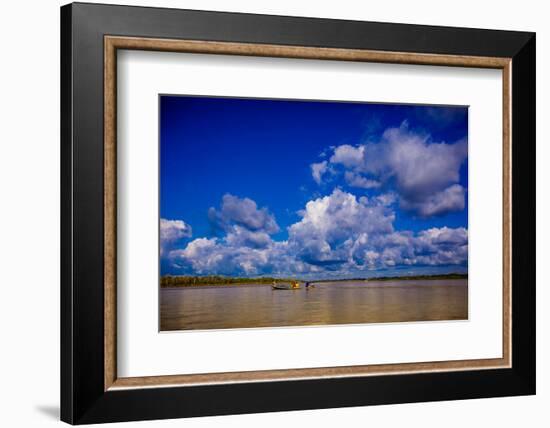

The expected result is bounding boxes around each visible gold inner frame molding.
[104,35,512,391]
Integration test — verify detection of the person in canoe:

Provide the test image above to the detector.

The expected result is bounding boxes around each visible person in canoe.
[272,281,301,290]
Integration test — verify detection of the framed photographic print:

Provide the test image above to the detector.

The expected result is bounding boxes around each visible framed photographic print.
[61,2,535,424]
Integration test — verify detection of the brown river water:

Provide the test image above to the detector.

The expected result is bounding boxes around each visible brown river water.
[160,279,468,331]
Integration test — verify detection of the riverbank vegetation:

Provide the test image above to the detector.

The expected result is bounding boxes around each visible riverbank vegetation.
[321,273,468,283]
[160,273,467,287]
[160,275,297,287]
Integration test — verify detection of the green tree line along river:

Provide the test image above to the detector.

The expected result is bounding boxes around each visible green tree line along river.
[160,273,467,287]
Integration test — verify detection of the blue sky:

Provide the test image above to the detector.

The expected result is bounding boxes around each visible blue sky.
[160,95,468,279]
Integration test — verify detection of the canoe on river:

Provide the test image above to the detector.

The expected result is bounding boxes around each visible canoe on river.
[272,282,300,290]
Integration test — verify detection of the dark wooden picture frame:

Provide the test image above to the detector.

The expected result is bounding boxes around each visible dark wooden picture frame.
[61,2,535,424]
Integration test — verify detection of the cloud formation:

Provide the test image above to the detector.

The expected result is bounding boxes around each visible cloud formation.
[160,218,193,256]
[400,183,465,217]
[325,121,468,217]
[359,227,468,269]
[166,191,467,277]
[288,189,394,266]
[310,161,328,185]
[160,219,192,242]
[208,193,279,235]
[344,171,381,189]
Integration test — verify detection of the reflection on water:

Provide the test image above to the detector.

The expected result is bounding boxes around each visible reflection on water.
[160,279,468,331]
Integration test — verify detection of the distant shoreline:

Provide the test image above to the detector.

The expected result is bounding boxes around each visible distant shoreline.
[160,273,467,288]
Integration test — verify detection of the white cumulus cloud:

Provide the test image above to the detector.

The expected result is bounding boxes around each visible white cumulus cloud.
[160,218,193,256]
[327,121,468,217]
[288,188,394,266]
[400,183,465,217]
[344,171,381,189]
[330,144,365,168]
[208,193,279,235]
[310,161,328,185]
[160,218,192,242]
[165,192,468,277]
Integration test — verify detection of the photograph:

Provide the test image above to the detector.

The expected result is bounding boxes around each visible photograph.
[159,96,469,331]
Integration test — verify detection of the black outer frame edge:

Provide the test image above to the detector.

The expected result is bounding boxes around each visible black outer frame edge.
[79,370,532,425]
[69,1,533,56]
[60,4,74,425]
[510,34,536,391]
[60,2,536,424]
